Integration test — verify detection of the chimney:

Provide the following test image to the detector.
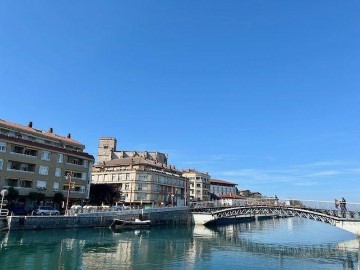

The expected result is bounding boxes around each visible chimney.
[49,128,53,133]
[28,121,33,128]
[67,133,71,138]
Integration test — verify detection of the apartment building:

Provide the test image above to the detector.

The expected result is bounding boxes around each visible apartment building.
[210,178,238,197]
[92,137,188,206]
[0,119,94,207]
[182,169,211,202]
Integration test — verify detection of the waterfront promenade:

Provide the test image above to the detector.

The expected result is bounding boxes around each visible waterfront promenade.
[2,198,360,235]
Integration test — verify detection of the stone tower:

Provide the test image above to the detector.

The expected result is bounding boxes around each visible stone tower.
[97,137,117,164]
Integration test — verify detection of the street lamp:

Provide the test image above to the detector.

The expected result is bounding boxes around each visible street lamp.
[65,173,74,216]
[0,189,8,216]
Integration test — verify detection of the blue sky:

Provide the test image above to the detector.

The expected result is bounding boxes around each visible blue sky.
[1,1,359,201]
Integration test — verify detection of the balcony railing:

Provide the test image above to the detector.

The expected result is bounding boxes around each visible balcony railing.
[6,168,35,174]
[10,151,37,158]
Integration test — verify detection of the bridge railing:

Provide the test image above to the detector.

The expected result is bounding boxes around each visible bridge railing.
[280,199,360,213]
[191,198,360,213]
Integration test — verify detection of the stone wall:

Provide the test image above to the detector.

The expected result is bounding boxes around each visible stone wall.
[6,207,192,230]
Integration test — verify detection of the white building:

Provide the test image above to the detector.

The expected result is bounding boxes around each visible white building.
[92,137,188,206]
[182,169,211,202]
[210,178,238,197]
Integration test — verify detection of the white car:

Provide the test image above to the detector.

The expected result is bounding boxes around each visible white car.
[35,206,60,215]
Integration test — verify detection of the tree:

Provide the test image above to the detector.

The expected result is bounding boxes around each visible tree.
[28,192,45,204]
[53,192,64,209]
[89,184,121,205]
[6,187,19,205]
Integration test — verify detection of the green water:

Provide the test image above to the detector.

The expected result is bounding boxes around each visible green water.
[0,217,359,269]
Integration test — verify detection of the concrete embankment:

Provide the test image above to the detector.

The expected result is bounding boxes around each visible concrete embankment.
[4,207,192,231]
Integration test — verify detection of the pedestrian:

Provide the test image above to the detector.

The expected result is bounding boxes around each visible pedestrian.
[334,199,339,209]
[341,197,347,211]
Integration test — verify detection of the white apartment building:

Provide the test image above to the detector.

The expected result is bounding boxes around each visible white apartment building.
[182,169,210,202]
[92,137,188,206]
[210,179,238,197]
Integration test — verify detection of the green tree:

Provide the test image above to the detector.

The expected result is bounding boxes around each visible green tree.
[6,187,19,205]
[29,192,45,204]
[53,192,64,209]
[89,184,121,205]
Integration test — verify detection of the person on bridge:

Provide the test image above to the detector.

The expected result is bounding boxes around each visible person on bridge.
[334,199,339,209]
[340,197,347,218]
[340,197,347,210]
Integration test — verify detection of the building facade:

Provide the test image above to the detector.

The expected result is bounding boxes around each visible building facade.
[210,179,238,197]
[92,137,188,206]
[182,169,211,202]
[0,119,94,208]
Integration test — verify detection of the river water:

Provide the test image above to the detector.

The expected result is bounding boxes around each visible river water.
[0,217,359,270]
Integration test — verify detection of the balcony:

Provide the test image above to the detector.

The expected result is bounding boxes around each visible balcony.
[7,161,36,173]
[66,156,87,168]
[10,145,38,159]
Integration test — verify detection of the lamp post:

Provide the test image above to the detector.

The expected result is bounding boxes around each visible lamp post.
[65,173,74,216]
[0,189,8,216]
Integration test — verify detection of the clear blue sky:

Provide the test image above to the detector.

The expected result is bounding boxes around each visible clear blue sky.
[1,1,359,201]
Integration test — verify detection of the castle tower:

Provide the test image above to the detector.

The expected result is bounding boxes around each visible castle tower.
[97,137,117,164]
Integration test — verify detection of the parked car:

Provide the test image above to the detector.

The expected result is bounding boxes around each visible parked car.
[35,206,60,215]
[9,206,29,216]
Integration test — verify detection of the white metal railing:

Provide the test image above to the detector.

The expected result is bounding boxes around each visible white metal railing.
[6,168,35,174]
[0,209,9,217]
[191,198,360,213]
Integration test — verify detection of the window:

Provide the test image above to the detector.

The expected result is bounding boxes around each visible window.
[36,180,47,190]
[0,159,3,170]
[57,154,63,163]
[83,160,88,168]
[20,180,32,188]
[138,174,147,181]
[0,142,6,152]
[39,166,49,175]
[55,168,61,177]
[41,151,51,161]
[80,186,85,193]
[53,182,59,191]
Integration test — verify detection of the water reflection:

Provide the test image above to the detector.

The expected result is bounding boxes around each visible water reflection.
[0,218,359,270]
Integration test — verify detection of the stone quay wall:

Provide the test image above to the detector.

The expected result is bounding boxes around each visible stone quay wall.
[5,207,192,231]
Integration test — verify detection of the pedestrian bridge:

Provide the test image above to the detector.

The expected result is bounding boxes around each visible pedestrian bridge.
[191,199,360,235]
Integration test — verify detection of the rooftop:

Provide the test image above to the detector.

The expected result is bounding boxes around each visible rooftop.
[0,119,84,147]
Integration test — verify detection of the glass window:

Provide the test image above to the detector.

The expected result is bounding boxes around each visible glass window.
[36,180,47,190]
[41,151,51,161]
[0,142,6,152]
[55,168,61,177]
[53,182,59,191]
[57,154,63,163]
[39,166,49,175]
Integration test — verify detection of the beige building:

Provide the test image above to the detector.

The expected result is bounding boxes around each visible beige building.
[0,119,94,208]
[182,169,211,202]
[210,179,238,197]
[92,137,188,206]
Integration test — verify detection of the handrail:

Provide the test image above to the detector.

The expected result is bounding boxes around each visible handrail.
[0,209,9,217]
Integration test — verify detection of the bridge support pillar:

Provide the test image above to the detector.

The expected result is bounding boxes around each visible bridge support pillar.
[335,220,360,236]
[192,213,215,225]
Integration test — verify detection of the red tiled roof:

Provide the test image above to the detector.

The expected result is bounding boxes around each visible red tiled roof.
[0,133,94,160]
[210,178,238,186]
[0,119,83,146]
[219,193,244,199]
